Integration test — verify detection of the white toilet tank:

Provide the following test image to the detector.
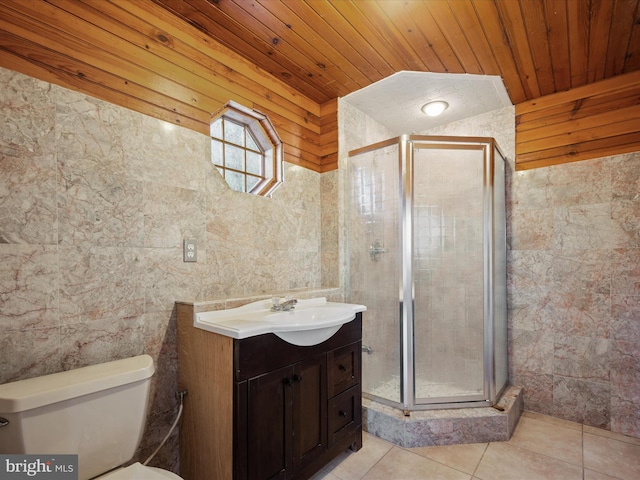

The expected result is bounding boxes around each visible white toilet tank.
[0,355,155,480]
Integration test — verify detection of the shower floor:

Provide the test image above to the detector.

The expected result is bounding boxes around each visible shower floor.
[363,385,523,447]
[367,375,483,402]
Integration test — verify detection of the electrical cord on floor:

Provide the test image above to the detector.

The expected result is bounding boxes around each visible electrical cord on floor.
[143,390,188,466]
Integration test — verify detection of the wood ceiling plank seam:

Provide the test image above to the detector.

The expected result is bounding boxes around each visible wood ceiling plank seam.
[305,0,400,75]
[470,0,527,104]
[623,0,640,71]
[567,0,590,88]
[163,0,332,103]
[252,0,374,90]
[516,69,640,113]
[7,0,260,124]
[121,0,320,114]
[516,115,640,154]
[0,3,230,115]
[516,131,640,165]
[423,0,483,74]
[50,0,315,130]
[280,0,391,83]
[543,0,571,92]
[111,0,323,130]
[605,0,640,77]
[445,0,502,76]
[494,0,542,99]
[0,31,209,134]
[212,0,363,95]
[517,102,640,142]
[516,142,640,170]
[516,84,640,129]
[357,0,440,72]
[519,0,557,96]
[587,0,614,83]
[324,0,408,72]
[375,0,448,73]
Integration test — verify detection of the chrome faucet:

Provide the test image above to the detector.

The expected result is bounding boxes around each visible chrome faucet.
[271,297,297,312]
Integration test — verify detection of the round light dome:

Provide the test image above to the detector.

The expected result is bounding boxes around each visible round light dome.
[421,101,449,117]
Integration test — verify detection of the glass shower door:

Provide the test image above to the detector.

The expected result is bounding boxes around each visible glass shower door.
[347,141,401,404]
[411,144,487,402]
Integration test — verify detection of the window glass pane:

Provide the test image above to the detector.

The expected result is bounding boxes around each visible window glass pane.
[246,151,262,175]
[225,144,244,171]
[224,120,244,146]
[246,175,260,192]
[211,118,223,139]
[246,132,260,152]
[216,167,224,177]
[226,170,245,192]
[211,139,223,166]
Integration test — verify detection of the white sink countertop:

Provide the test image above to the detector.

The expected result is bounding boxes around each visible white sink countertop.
[193,297,366,346]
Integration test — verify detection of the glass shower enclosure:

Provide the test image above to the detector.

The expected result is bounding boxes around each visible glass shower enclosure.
[347,135,507,410]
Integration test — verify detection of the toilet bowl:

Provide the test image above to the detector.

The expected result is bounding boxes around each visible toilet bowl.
[97,463,182,479]
[0,355,185,480]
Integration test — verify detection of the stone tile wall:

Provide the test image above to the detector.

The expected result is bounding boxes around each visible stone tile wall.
[0,66,330,471]
[509,154,640,436]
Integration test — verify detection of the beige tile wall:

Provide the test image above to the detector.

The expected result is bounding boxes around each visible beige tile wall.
[0,66,332,471]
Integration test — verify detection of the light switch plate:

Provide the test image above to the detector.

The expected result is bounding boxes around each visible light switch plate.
[183,239,197,262]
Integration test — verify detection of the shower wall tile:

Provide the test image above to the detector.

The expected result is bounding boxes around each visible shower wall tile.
[0,66,329,473]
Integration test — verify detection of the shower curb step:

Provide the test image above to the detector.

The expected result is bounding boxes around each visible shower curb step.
[362,385,523,447]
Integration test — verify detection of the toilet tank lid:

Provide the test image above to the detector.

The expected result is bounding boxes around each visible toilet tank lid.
[0,355,154,413]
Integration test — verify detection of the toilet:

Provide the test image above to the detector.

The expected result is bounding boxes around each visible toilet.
[0,355,183,480]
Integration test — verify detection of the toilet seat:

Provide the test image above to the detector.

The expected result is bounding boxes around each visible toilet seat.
[96,462,183,479]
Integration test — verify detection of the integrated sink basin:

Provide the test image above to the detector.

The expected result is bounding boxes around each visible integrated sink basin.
[194,297,366,346]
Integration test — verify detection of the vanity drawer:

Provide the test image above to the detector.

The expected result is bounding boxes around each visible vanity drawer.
[327,385,361,447]
[327,342,360,397]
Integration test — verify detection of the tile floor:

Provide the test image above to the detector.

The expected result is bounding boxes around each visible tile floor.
[311,411,640,480]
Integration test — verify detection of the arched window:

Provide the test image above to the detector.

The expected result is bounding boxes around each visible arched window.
[211,101,283,196]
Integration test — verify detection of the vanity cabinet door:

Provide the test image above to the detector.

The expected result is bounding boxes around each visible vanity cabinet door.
[292,355,327,474]
[246,364,293,480]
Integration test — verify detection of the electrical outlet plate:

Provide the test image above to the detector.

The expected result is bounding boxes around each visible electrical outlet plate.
[183,239,197,262]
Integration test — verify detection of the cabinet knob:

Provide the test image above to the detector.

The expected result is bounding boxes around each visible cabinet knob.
[293,374,303,383]
[282,377,292,386]
[338,410,348,418]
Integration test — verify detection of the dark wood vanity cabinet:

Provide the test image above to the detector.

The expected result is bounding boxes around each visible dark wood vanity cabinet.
[177,303,362,480]
[234,317,362,480]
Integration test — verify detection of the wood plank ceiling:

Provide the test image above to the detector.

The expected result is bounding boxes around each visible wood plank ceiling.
[0,0,639,171]
[155,0,640,105]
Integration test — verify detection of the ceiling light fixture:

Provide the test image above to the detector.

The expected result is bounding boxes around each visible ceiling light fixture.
[421,100,449,117]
